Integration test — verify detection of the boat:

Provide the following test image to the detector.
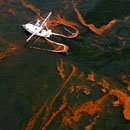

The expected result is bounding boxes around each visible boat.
[22,12,77,53]
[22,12,52,42]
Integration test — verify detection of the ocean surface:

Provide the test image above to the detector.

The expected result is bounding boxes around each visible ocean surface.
[0,0,130,130]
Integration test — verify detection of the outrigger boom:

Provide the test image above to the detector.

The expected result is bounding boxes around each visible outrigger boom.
[40,12,52,27]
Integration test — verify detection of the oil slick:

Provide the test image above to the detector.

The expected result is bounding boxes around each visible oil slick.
[20,0,125,53]
[0,1,129,130]
[22,59,130,130]
[41,95,67,130]
[72,0,117,35]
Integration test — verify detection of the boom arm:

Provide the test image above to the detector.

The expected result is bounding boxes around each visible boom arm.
[40,12,52,27]
[27,33,36,42]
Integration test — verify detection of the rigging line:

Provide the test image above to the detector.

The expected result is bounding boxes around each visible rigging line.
[64,27,74,34]
[34,37,41,43]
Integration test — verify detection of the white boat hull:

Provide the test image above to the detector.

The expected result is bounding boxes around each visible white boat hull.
[22,23,52,38]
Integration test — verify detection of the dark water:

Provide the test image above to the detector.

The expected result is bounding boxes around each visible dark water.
[0,0,130,130]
